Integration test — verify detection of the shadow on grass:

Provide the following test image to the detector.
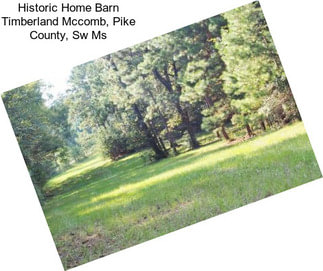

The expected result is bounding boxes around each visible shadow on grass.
[45,137,224,199]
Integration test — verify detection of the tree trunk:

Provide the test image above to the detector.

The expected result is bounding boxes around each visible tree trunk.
[145,88,178,155]
[221,125,230,140]
[260,120,266,131]
[204,95,213,108]
[182,108,199,149]
[246,123,254,137]
[149,121,167,154]
[216,131,221,139]
[158,136,167,153]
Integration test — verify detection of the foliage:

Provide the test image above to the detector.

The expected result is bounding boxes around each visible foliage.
[2,82,64,198]
[215,1,300,135]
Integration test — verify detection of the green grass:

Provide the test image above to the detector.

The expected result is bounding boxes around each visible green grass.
[43,122,321,269]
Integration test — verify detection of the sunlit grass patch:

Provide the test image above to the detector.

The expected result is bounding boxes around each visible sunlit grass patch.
[44,155,110,191]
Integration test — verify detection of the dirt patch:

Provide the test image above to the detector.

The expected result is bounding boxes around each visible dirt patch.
[56,225,112,270]
[226,135,253,146]
[265,192,273,198]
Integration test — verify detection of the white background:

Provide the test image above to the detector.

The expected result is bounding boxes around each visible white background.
[1,0,323,270]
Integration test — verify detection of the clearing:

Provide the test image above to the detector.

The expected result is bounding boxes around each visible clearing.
[43,122,321,269]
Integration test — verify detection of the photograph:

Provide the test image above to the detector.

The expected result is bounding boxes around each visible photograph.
[1,1,321,269]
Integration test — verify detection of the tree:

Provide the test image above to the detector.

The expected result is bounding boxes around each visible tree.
[217,1,300,136]
[139,32,201,149]
[179,15,231,139]
[103,50,169,159]
[2,82,63,199]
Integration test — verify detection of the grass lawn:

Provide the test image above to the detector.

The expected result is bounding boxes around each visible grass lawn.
[43,122,321,269]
